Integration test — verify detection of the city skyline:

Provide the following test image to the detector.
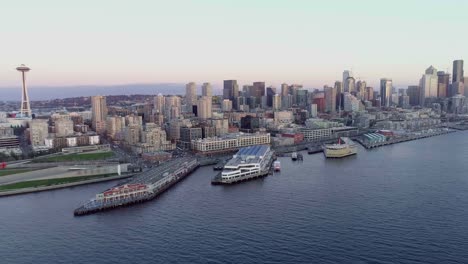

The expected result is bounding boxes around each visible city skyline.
[1,0,468,89]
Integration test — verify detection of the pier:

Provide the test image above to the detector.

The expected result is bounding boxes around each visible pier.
[74,157,199,216]
[355,129,456,149]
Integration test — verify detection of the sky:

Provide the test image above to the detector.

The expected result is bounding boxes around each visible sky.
[1,0,467,92]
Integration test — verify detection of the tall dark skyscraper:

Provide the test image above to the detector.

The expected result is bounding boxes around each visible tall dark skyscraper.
[334,81,342,110]
[266,86,276,107]
[251,82,266,99]
[223,80,239,100]
[407,85,420,106]
[452,60,464,83]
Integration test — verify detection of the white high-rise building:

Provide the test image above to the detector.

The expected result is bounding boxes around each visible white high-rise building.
[310,104,318,118]
[165,96,181,120]
[154,93,165,114]
[343,92,360,112]
[185,82,198,108]
[202,82,212,97]
[419,66,438,106]
[197,96,212,119]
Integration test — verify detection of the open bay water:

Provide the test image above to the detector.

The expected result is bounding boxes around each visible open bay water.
[1,132,468,264]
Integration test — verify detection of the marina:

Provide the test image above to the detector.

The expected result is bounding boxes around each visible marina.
[74,157,199,216]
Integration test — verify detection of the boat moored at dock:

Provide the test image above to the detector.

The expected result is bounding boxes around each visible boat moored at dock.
[212,145,274,185]
[291,152,298,161]
[273,161,281,171]
[323,137,357,158]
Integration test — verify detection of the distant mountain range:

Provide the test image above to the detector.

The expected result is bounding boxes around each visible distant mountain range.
[0,83,222,101]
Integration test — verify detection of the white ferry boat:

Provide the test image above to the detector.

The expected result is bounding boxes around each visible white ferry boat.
[216,145,274,184]
[323,137,357,158]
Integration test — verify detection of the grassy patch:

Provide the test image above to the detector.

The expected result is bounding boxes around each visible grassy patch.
[33,152,114,163]
[0,169,34,177]
[0,173,117,192]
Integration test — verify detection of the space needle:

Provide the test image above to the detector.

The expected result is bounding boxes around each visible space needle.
[16,64,32,118]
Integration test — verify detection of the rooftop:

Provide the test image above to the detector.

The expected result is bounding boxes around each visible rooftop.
[225,145,270,167]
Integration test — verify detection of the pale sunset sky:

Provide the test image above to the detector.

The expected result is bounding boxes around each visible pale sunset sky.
[1,0,467,90]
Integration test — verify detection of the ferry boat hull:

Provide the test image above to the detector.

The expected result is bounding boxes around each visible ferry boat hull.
[323,138,357,158]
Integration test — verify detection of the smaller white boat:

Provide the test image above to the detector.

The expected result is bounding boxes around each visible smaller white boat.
[291,152,298,161]
[273,161,281,171]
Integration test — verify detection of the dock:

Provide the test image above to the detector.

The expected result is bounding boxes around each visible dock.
[355,129,456,149]
[74,157,199,216]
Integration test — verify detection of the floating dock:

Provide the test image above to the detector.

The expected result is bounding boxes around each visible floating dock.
[74,157,199,216]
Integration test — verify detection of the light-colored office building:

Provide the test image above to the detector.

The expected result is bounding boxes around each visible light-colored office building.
[29,119,49,146]
[202,82,212,97]
[91,95,108,134]
[197,96,212,119]
[191,132,270,153]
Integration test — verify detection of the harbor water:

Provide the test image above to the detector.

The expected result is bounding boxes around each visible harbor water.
[1,131,468,263]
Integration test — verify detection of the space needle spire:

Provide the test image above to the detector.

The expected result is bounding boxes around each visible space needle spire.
[16,64,32,118]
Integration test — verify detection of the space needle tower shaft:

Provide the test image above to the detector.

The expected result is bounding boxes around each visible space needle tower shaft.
[16,64,31,118]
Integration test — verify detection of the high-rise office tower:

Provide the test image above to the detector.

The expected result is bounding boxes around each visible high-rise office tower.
[185,82,198,108]
[380,78,392,107]
[154,93,165,114]
[252,82,266,98]
[223,80,239,100]
[451,81,465,97]
[453,60,464,83]
[345,77,356,93]
[419,66,438,106]
[324,86,337,113]
[437,71,450,98]
[334,81,342,111]
[266,86,276,107]
[222,99,233,112]
[465,77,468,97]
[202,82,212,97]
[165,96,181,120]
[281,83,289,96]
[356,80,366,98]
[366,87,374,101]
[16,64,32,118]
[91,95,108,134]
[407,85,420,106]
[296,89,308,107]
[272,94,281,111]
[197,96,212,119]
[343,70,353,92]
